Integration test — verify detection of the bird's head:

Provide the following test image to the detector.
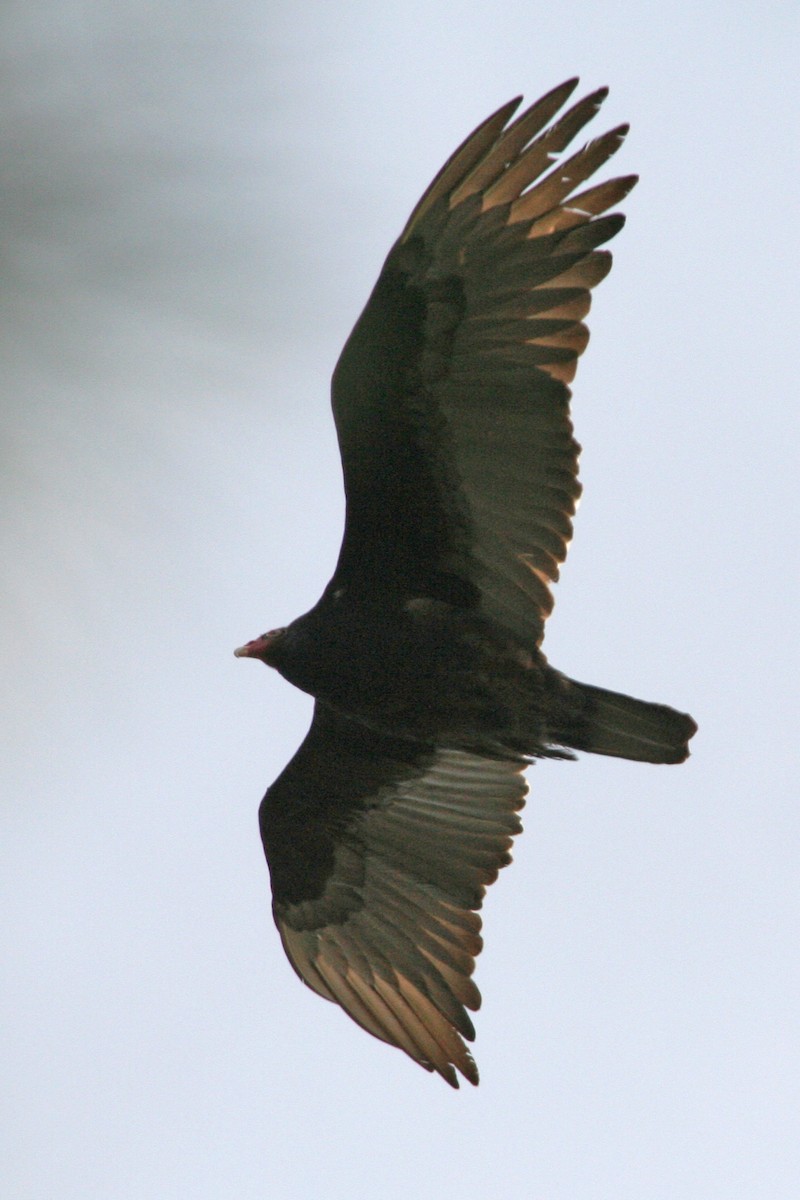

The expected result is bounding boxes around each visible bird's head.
[234,627,287,667]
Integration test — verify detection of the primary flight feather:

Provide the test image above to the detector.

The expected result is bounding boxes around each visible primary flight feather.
[235,79,697,1087]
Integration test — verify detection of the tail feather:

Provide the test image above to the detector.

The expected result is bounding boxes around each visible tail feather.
[554,677,697,764]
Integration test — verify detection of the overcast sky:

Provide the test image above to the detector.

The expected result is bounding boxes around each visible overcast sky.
[3,2,798,1197]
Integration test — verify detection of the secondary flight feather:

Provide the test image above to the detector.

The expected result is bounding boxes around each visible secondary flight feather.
[235,79,697,1087]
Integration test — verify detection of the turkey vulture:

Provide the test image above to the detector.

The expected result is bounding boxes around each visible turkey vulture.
[235,79,696,1087]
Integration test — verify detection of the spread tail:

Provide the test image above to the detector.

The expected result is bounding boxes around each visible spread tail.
[553,677,697,764]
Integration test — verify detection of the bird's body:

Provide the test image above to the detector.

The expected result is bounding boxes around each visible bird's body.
[262,591,690,765]
[264,592,551,753]
[235,79,697,1087]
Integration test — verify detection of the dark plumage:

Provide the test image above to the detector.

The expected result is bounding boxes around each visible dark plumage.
[235,79,697,1087]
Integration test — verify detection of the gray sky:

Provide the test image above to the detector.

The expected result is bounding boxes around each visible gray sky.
[3,2,798,1197]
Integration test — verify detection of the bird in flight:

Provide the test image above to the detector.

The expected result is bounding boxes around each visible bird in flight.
[235,79,697,1087]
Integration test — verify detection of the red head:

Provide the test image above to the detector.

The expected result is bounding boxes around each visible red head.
[233,628,287,666]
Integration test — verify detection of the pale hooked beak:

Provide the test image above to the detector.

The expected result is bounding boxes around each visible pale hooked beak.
[234,630,281,659]
[233,642,254,658]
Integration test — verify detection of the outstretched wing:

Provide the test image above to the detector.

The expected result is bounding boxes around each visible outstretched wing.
[330,79,636,645]
[259,704,527,1087]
